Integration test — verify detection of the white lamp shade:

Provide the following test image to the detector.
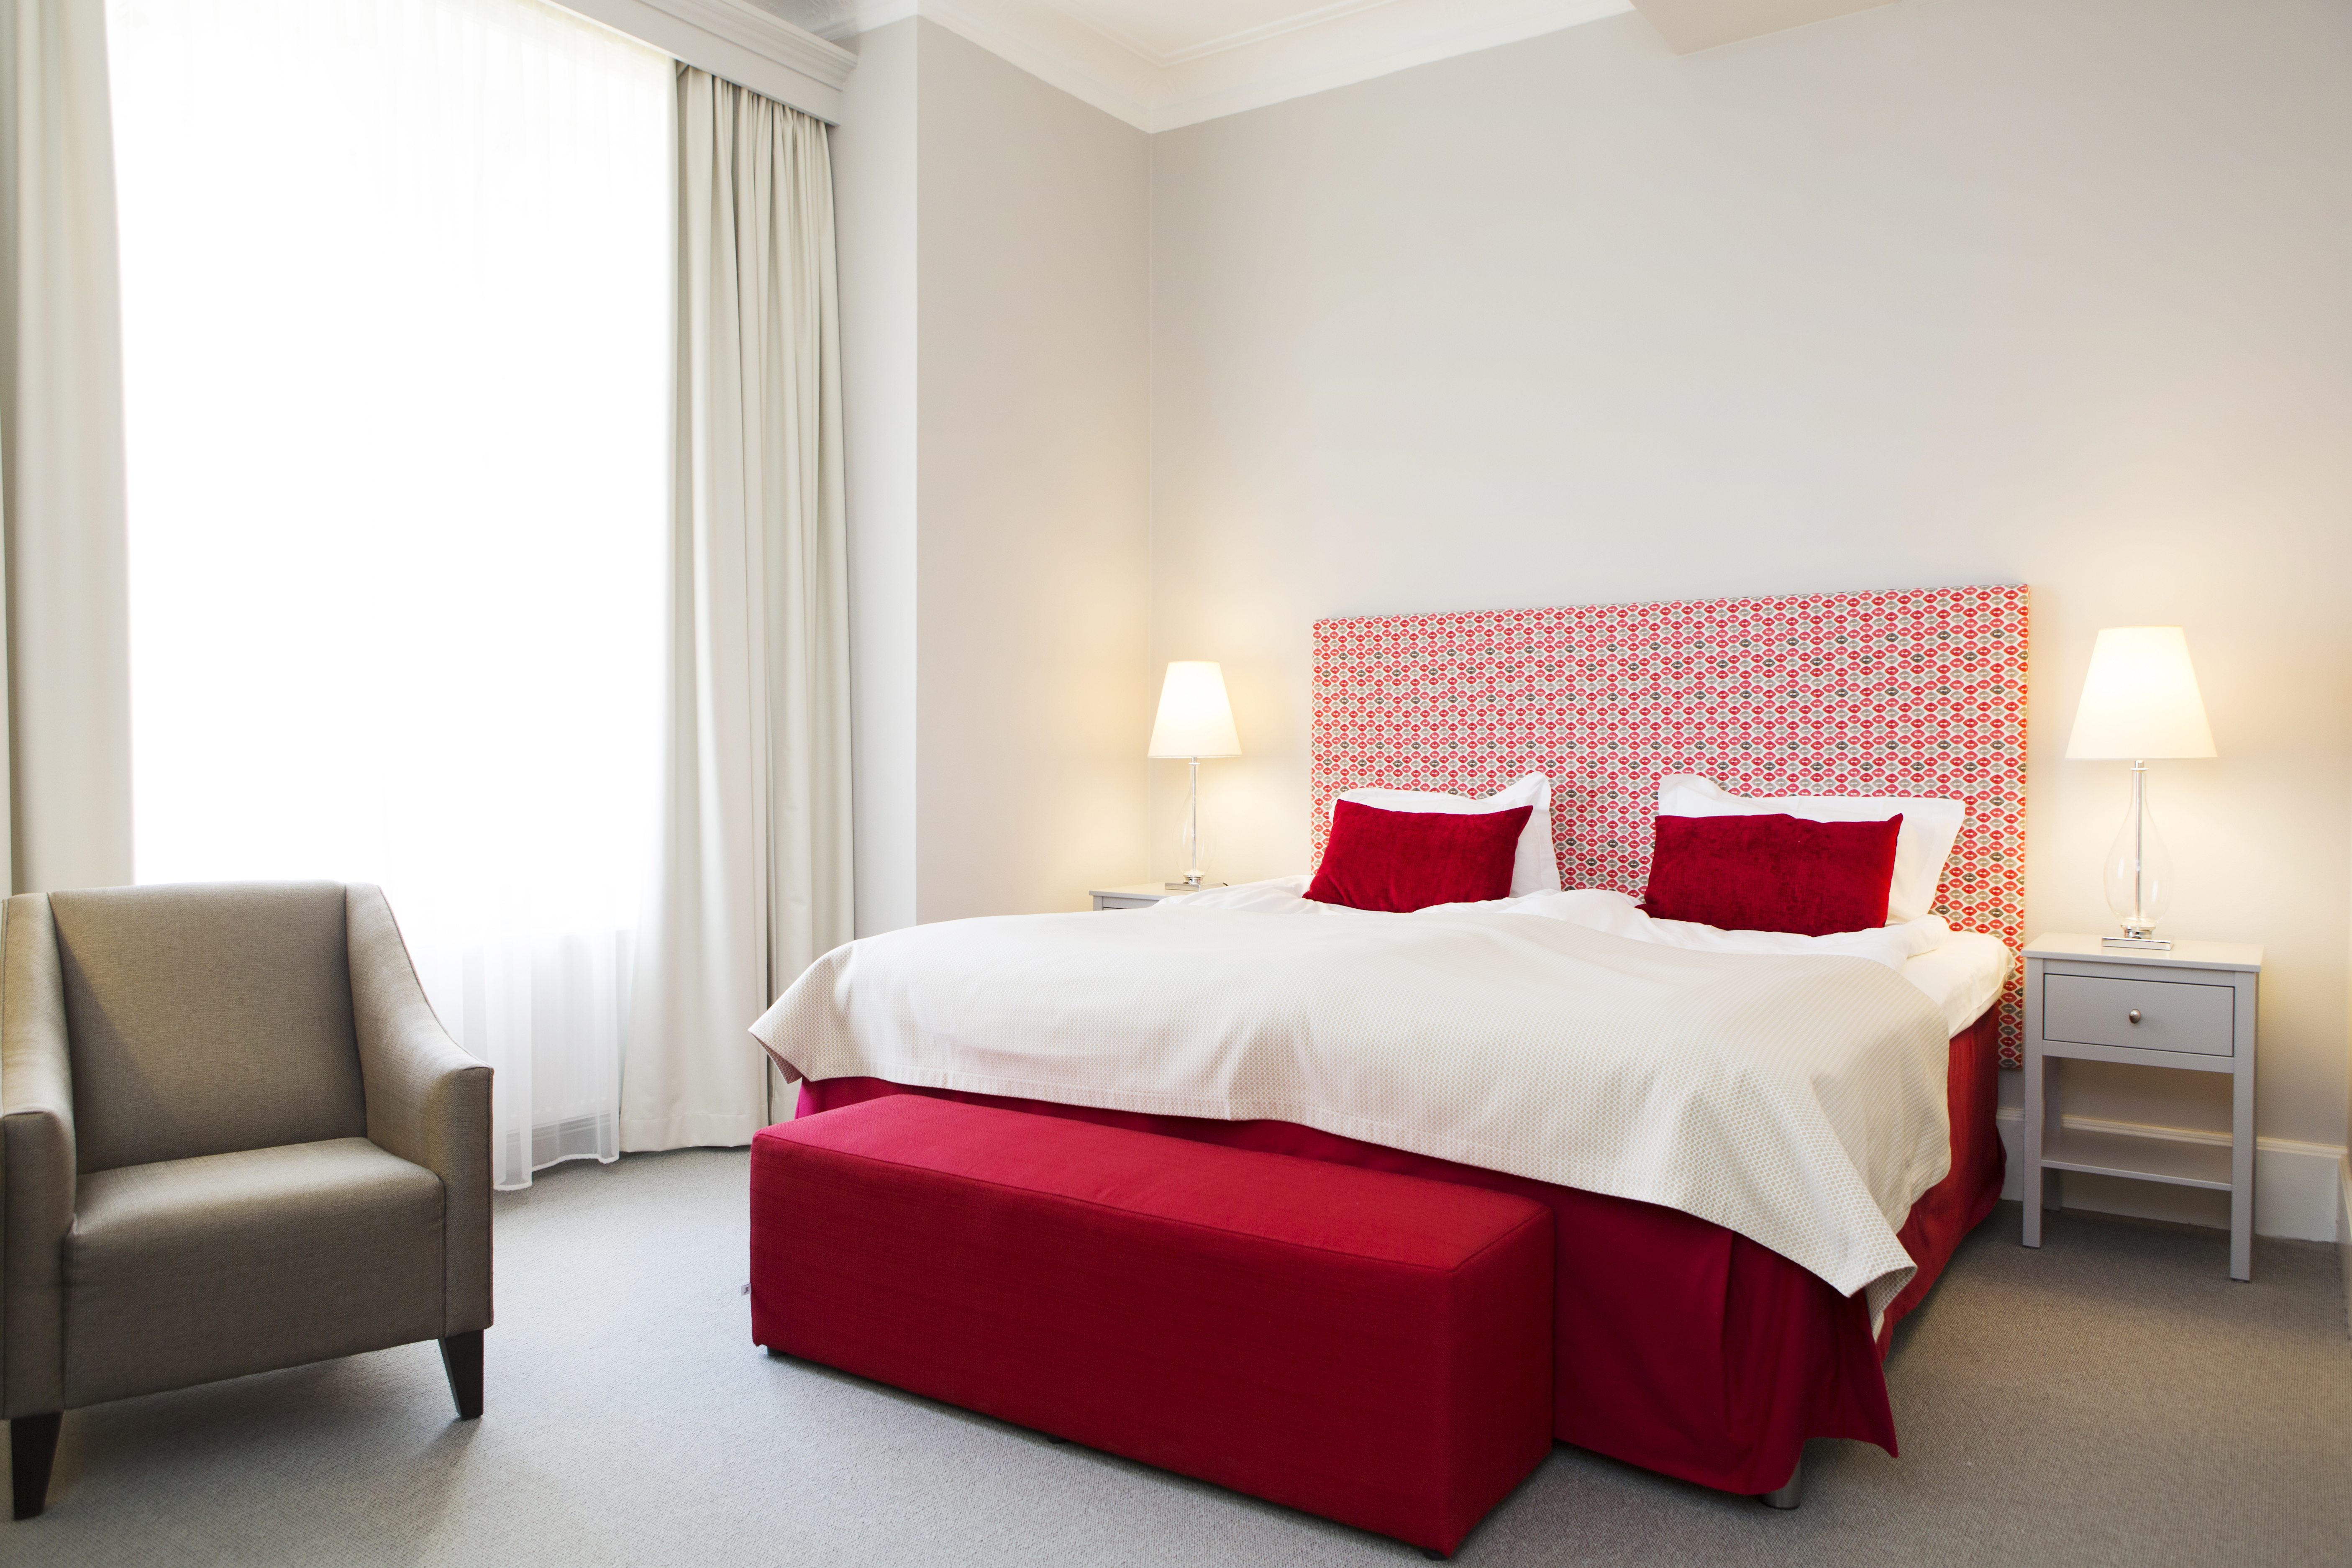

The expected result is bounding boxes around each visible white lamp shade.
[2064,627,2218,760]
[1148,661,1241,758]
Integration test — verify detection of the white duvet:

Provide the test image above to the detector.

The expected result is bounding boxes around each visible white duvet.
[751,881,2009,1326]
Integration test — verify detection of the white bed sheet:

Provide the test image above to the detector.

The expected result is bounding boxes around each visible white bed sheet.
[1158,879,2011,1036]
[1900,932,2012,1037]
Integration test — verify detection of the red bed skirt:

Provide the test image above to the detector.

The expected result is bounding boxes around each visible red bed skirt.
[792,1009,2004,1496]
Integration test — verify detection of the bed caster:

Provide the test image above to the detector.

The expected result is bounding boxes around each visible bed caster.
[1757,1457,1804,1510]
[1420,1551,1451,1562]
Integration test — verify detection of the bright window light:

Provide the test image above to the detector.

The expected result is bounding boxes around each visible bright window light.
[108,0,673,1185]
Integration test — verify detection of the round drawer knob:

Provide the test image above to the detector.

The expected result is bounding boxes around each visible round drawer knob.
[2127,1009,2142,1024]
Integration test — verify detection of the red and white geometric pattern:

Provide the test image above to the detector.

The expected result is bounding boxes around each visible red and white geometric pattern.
[1311,585,2029,1063]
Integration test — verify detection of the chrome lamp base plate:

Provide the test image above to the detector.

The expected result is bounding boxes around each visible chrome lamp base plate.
[2102,934,2174,951]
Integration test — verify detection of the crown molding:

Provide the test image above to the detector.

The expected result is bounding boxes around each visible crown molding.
[843,1,1157,127]
[566,0,858,120]
[662,0,860,82]
[830,0,1633,132]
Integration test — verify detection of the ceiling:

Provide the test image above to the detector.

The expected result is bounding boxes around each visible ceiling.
[762,2,1517,65]
[1028,1,1512,67]
[752,0,1900,131]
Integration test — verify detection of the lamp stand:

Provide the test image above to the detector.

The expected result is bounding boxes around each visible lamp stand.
[2103,758,2173,952]
[1166,755,1205,891]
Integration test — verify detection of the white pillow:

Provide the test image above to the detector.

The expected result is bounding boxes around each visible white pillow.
[1655,775,1965,925]
[1337,772,1560,897]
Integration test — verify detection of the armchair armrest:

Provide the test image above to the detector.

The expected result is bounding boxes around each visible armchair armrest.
[3,894,75,1417]
[346,885,493,1336]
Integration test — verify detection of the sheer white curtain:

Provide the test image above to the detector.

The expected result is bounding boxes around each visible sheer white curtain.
[107,0,672,1188]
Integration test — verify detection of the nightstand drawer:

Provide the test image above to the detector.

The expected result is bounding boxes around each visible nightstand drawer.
[2042,973,2234,1056]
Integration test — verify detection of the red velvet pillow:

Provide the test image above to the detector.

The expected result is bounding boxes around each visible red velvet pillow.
[1642,812,1903,936]
[1306,800,1534,914]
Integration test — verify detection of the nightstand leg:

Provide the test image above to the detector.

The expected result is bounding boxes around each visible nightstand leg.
[2023,1045,2044,1248]
[2229,1056,2254,1281]
[2044,1056,2066,1211]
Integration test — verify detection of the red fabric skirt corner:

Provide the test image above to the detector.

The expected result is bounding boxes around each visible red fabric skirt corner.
[790,1011,2004,1496]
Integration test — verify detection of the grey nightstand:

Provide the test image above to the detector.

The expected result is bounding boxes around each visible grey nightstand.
[2022,932,2263,1280]
[1089,883,1220,911]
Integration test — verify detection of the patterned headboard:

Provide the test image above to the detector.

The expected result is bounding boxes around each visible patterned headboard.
[1310,585,2029,1062]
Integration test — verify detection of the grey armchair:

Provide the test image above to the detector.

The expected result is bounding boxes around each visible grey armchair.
[1,882,492,1519]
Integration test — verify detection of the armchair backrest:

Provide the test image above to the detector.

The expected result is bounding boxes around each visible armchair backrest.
[51,883,369,1173]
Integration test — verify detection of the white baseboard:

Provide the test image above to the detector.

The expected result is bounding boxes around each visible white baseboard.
[2339,1156,2351,1338]
[1993,1106,2346,1244]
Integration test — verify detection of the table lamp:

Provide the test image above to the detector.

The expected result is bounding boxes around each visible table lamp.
[1148,661,1241,890]
[2063,626,2216,951]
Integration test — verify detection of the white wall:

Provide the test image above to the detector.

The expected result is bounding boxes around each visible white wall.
[834,20,921,937]
[834,19,1153,930]
[1148,0,2352,1159]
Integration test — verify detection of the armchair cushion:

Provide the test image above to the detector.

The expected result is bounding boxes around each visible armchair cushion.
[63,1138,444,1408]
[53,883,368,1173]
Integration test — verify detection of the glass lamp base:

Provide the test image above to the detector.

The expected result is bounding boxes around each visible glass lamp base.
[2100,761,2176,945]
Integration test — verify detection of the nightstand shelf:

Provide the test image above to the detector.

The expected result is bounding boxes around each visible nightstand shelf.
[2022,932,2262,1280]
[2039,1127,2232,1191]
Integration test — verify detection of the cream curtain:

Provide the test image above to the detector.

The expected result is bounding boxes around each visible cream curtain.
[0,0,133,896]
[622,67,852,1150]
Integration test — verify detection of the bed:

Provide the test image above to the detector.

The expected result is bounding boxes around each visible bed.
[758,584,2028,1500]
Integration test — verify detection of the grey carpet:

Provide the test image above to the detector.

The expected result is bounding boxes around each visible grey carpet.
[5,1148,2346,1566]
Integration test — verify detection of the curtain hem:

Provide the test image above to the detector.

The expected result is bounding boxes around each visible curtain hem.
[618,1112,767,1152]
[494,1146,621,1193]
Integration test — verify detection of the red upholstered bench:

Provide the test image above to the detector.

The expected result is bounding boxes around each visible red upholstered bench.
[750,1095,1554,1558]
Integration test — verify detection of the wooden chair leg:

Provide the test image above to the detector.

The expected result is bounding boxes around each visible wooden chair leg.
[439,1332,484,1421]
[11,1412,62,1521]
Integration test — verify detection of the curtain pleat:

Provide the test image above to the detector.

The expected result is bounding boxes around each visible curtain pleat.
[0,0,133,896]
[622,67,851,1150]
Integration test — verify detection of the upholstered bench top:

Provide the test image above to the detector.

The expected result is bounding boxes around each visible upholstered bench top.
[766,1090,1548,1272]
